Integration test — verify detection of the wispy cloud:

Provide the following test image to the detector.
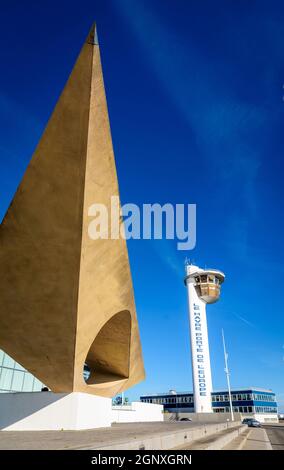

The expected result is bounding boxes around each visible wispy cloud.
[232,312,256,328]
[151,239,184,279]
[113,0,276,262]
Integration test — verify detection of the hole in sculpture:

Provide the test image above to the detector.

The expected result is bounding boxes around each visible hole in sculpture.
[84,310,131,385]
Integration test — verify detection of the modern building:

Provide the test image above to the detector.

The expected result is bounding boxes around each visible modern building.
[184,263,225,413]
[141,388,278,423]
[0,350,44,393]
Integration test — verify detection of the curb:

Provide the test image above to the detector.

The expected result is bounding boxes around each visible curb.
[238,428,252,450]
[204,425,247,450]
[80,421,243,450]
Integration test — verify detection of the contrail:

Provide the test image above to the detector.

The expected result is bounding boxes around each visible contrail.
[232,312,255,328]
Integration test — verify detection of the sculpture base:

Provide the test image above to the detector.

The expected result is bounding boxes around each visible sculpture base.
[0,392,112,430]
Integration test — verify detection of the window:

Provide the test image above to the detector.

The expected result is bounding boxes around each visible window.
[232,394,237,401]
[0,350,4,365]
[0,368,13,390]
[11,371,24,391]
[3,354,15,368]
[248,406,252,413]
[214,407,225,413]
[237,394,242,401]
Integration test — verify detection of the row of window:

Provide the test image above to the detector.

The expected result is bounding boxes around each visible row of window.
[142,396,193,405]
[214,407,253,414]
[195,275,220,285]
[214,406,277,414]
[0,351,44,393]
[141,399,278,415]
[0,351,24,370]
[212,393,275,402]
[254,406,277,414]
[253,394,275,402]
[142,393,276,405]
[212,393,252,402]
[0,367,43,393]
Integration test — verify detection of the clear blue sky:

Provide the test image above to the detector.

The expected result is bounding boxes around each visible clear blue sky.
[0,1,283,410]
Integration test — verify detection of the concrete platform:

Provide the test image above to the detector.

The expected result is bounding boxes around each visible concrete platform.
[0,421,242,450]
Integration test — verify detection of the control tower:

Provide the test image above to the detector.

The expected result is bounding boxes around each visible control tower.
[184,263,225,413]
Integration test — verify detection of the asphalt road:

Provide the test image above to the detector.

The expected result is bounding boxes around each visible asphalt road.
[263,423,284,450]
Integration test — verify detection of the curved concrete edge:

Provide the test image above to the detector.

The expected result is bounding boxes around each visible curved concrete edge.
[205,425,247,450]
[82,421,243,450]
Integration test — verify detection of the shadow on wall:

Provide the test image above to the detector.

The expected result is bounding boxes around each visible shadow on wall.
[84,310,131,387]
[0,391,64,429]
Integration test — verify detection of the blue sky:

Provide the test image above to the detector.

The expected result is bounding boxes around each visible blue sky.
[0,1,284,409]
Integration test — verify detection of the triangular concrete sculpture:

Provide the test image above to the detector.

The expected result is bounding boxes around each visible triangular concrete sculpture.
[0,24,145,397]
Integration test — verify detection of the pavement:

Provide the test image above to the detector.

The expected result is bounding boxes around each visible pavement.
[174,425,246,450]
[226,423,284,450]
[263,423,284,450]
[1,420,280,450]
[0,421,209,450]
[241,427,272,450]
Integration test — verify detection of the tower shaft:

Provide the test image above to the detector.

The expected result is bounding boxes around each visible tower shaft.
[186,277,213,413]
[185,264,225,413]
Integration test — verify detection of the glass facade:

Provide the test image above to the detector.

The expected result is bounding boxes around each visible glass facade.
[0,350,44,393]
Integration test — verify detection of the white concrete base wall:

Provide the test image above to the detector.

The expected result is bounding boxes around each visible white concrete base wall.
[0,394,163,431]
[112,402,163,423]
[253,413,278,423]
[0,392,112,430]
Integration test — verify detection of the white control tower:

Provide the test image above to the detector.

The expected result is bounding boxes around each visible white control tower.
[184,263,225,413]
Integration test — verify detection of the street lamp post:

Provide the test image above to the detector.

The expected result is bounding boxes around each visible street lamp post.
[222,329,234,422]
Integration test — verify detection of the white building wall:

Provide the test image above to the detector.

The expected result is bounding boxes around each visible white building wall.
[112,402,163,423]
[0,392,113,430]
[0,393,163,430]
[252,413,278,423]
